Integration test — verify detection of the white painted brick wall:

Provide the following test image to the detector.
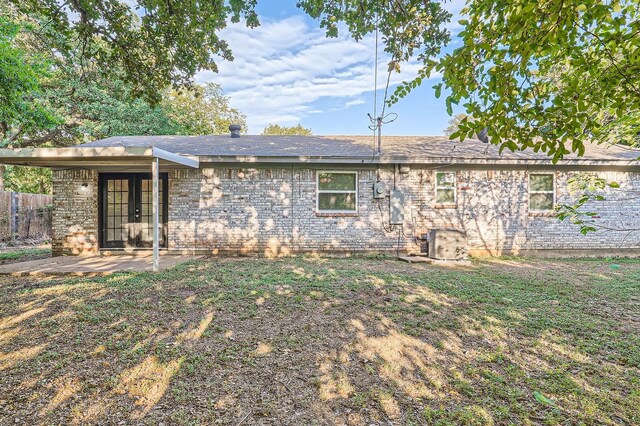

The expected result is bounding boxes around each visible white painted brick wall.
[52,169,98,256]
[53,166,640,256]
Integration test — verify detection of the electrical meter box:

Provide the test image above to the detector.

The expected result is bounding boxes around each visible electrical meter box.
[373,181,386,199]
[389,190,404,225]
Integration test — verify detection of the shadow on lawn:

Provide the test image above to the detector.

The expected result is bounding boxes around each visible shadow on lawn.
[0,257,638,425]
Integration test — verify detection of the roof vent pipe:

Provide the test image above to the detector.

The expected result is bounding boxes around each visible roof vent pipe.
[229,124,241,138]
[477,128,489,144]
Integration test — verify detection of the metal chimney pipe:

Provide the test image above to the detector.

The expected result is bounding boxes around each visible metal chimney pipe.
[477,127,489,143]
[229,124,241,138]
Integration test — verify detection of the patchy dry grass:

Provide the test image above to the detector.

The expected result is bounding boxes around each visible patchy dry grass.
[0,256,638,425]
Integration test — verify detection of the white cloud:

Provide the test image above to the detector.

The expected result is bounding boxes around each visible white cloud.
[345,99,366,107]
[196,16,439,133]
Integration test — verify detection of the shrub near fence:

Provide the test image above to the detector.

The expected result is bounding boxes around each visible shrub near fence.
[0,191,52,241]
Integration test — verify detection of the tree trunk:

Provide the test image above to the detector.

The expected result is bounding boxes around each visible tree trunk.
[0,165,5,192]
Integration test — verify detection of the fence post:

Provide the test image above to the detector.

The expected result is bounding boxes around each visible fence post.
[10,192,18,240]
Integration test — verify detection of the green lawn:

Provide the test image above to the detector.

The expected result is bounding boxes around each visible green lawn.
[0,247,51,264]
[0,256,638,425]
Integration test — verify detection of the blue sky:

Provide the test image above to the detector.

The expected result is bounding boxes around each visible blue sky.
[195,0,466,135]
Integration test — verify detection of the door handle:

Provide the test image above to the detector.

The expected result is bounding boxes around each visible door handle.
[135,208,140,218]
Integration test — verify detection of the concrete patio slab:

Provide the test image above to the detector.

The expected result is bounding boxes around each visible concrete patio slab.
[0,254,201,276]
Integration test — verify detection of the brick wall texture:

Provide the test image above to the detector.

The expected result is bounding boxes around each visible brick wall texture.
[52,169,98,256]
[52,166,640,256]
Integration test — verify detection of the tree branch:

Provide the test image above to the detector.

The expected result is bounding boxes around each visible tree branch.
[574,20,640,97]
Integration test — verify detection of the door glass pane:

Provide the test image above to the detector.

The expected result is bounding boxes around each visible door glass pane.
[105,178,129,243]
[139,177,166,244]
[103,175,166,247]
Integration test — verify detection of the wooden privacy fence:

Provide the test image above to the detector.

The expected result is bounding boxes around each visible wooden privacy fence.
[0,191,53,241]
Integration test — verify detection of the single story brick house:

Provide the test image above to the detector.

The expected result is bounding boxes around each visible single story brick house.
[1,133,639,263]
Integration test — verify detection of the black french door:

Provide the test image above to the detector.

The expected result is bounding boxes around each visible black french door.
[98,173,168,249]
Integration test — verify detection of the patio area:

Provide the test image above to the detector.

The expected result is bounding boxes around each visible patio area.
[0,254,200,276]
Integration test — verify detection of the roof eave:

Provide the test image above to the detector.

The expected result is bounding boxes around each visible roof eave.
[0,147,199,169]
[0,147,636,169]
[195,154,640,168]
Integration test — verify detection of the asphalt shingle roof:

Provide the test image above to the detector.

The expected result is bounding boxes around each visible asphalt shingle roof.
[78,135,640,163]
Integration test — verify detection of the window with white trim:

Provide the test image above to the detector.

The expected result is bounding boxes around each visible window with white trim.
[316,171,357,213]
[529,173,555,211]
[435,171,456,204]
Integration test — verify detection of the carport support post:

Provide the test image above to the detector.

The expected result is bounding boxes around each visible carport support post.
[152,158,160,272]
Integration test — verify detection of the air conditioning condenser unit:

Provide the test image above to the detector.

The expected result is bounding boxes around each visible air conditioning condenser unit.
[428,228,468,260]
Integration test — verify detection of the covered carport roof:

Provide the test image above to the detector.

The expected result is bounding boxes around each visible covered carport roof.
[0,145,197,273]
[0,146,199,170]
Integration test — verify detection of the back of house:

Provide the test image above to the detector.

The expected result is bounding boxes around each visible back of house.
[1,131,639,257]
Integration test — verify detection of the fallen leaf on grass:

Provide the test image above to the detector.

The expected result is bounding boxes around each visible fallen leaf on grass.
[533,391,556,406]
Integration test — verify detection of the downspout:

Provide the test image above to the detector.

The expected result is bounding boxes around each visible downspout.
[291,163,295,253]
[377,116,382,155]
[394,163,400,256]
[394,163,398,190]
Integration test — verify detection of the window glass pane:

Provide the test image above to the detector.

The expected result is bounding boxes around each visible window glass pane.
[318,173,356,191]
[530,174,553,191]
[318,193,356,211]
[436,189,456,204]
[436,172,455,188]
[530,193,554,210]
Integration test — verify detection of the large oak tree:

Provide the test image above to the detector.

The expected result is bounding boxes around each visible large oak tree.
[429,0,640,161]
[0,5,246,191]
[5,0,640,160]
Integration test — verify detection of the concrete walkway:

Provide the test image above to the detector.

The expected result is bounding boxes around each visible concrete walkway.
[0,254,200,276]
